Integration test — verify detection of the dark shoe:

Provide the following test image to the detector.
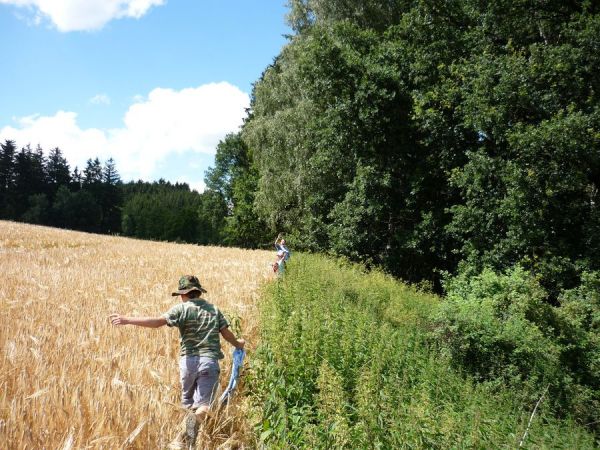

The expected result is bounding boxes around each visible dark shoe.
[185,412,199,449]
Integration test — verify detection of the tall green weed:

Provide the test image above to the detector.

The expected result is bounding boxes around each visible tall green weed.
[248,254,597,448]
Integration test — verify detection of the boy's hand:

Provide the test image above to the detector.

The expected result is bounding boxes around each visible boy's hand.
[109,313,129,326]
[220,327,245,349]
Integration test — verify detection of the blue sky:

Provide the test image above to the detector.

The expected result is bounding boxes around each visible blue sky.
[0,0,290,191]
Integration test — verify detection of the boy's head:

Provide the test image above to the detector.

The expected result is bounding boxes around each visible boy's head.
[171,275,207,297]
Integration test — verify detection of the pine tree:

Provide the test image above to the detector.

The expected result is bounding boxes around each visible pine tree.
[101,158,122,233]
[102,158,120,185]
[31,145,48,192]
[11,144,49,221]
[11,146,35,218]
[83,158,103,186]
[46,147,71,198]
[0,140,16,217]
[81,158,104,229]
[71,167,83,191]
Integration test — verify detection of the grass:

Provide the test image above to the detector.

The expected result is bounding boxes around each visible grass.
[249,253,598,449]
[0,220,273,449]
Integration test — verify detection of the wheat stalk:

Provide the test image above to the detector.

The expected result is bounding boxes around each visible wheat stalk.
[0,220,274,449]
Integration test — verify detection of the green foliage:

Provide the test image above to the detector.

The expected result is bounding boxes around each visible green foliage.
[222,166,270,247]
[0,140,17,218]
[120,180,227,244]
[11,145,48,219]
[121,189,199,242]
[46,147,71,199]
[436,267,559,385]
[52,186,102,231]
[448,68,600,296]
[315,360,352,448]
[205,133,249,204]
[328,163,390,262]
[83,158,103,186]
[243,0,600,295]
[555,271,600,424]
[436,265,600,429]
[98,158,122,233]
[205,132,271,247]
[249,254,598,448]
[286,0,409,32]
[22,193,49,224]
[245,20,454,277]
[196,189,227,245]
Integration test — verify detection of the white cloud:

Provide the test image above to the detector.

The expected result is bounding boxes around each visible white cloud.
[0,82,250,183]
[177,177,206,194]
[89,93,111,105]
[2,111,109,170]
[0,0,165,32]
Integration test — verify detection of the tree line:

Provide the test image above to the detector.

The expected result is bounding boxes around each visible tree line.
[0,140,228,245]
[0,142,119,232]
[213,0,600,297]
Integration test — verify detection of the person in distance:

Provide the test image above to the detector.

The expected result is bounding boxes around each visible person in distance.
[274,233,290,261]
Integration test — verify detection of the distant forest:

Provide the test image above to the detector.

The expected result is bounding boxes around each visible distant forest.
[0,141,230,246]
[2,0,600,300]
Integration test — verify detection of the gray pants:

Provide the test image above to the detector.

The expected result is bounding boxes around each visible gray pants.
[179,356,220,409]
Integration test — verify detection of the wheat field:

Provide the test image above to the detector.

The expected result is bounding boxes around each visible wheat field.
[0,221,275,449]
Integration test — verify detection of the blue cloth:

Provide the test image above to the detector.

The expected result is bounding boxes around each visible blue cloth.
[218,348,246,405]
[275,243,291,261]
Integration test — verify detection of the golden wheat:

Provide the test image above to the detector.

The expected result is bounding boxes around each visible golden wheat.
[0,221,275,449]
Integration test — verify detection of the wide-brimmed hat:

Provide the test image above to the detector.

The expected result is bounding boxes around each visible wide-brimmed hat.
[171,275,208,296]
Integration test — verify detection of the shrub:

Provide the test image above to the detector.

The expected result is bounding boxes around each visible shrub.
[436,266,560,386]
[555,271,600,428]
[436,265,600,429]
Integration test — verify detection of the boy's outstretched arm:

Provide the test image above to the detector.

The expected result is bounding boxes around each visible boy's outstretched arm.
[109,313,167,328]
[220,326,245,349]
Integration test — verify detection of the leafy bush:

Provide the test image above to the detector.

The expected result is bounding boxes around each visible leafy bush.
[436,266,559,384]
[555,272,600,426]
[436,265,600,429]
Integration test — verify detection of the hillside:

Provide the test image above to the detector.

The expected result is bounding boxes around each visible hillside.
[250,254,598,449]
[1,221,597,449]
[0,221,272,449]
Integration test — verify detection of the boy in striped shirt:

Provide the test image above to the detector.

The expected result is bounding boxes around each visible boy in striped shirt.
[110,275,244,448]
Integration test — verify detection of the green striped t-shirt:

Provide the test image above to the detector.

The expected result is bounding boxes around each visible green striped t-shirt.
[163,299,229,358]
